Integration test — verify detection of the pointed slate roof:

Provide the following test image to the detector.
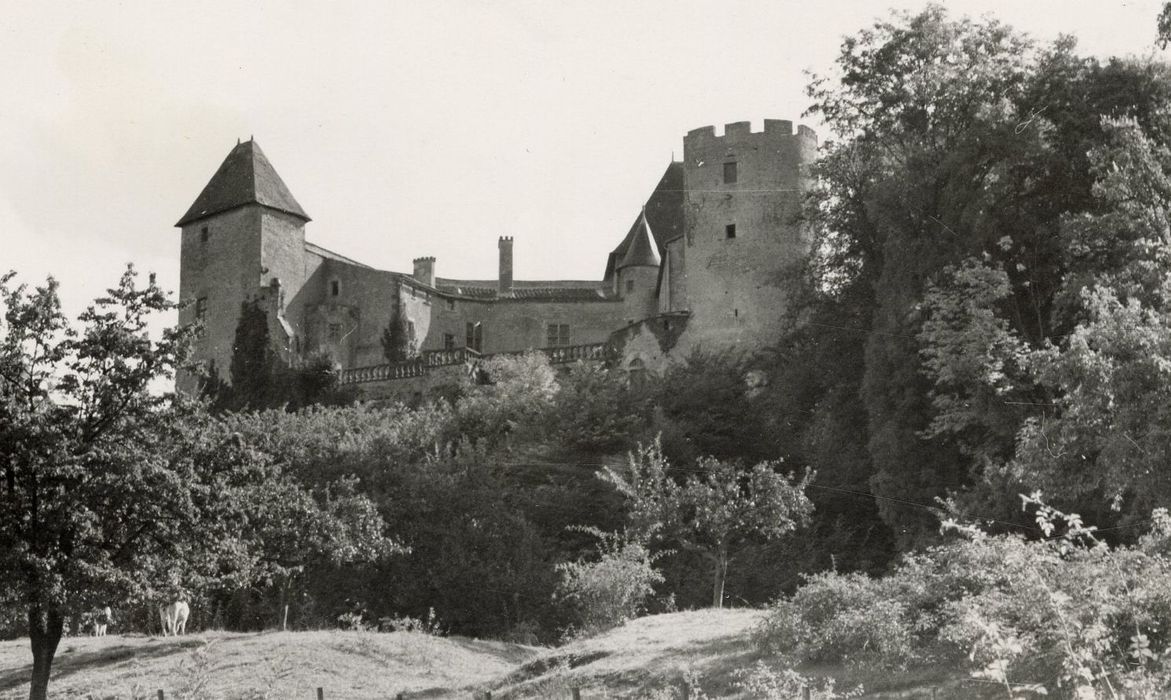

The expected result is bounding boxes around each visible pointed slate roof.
[618,210,661,269]
[604,161,682,280]
[176,140,310,227]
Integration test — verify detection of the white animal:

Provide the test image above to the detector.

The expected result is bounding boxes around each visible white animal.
[159,601,190,637]
[93,606,113,637]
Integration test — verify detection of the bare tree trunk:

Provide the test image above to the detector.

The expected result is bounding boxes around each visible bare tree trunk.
[28,603,64,700]
[712,549,728,609]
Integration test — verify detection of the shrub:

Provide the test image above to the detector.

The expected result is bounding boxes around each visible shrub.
[756,572,916,669]
[757,497,1171,697]
[733,662,863,699]
[556,527,664,635]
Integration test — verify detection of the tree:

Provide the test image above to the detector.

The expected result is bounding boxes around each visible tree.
[804,5,1171,545]
[0,268,391,699]
[603,442,814,608]
[206,298,348,412]
[380,294,412,363]
[550,362,649,455]
[919,119,1171,523]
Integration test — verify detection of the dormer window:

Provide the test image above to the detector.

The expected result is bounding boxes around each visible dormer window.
[723,161,738,184]
[330,280,340,297]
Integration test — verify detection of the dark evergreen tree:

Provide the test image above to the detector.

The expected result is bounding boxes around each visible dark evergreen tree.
[381,293,411,363]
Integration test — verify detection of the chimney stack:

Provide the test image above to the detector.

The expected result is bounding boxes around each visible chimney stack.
[413,256,436,287]
[498,236,513,293]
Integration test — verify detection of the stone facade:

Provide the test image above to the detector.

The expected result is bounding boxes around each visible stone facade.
[175,121,816,396]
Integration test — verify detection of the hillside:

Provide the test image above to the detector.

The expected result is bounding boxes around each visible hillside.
[0,630,535,700]
[0,612,1008,699]
[491,610,1000,699]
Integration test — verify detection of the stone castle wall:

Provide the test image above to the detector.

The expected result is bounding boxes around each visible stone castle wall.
[672,119,816,352]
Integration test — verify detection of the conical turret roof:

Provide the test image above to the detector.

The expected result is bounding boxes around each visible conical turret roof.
[176,139,310,227]
[618,210,661,269]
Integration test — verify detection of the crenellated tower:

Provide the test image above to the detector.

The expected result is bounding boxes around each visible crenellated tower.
[671,119,816,350]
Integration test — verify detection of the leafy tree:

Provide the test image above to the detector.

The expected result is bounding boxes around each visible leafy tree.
[805,5,1171,545]
[650,350,773,465]
[919,119,1171,523]
[0,268,390,699]
[454,351,558,447]
[603,442,814,608]
[551,362,649,455]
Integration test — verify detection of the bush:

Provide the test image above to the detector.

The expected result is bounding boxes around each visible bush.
[556,527,664,635]
[756,572,916,670]
[756,497,1171,697]
[551,362,649,454]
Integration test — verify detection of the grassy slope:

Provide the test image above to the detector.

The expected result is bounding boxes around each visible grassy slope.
[490,609,999,699]
[0,612,1000,699]
[0,630,536,700]
[493,609,765,698]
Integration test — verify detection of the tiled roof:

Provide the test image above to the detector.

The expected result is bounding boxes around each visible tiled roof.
[176,140,310,227]
[436,283,615,302]
[305,242,372,268]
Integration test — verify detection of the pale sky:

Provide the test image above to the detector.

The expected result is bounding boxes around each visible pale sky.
[1,0,1164,320]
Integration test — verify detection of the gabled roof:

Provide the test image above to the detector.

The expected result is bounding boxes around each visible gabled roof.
[618,210,661,269]
[176,139,310,227]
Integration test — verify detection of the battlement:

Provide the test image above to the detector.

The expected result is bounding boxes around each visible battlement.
[413,256,436,287]
[684,119,816,149]
[499,235,514,242]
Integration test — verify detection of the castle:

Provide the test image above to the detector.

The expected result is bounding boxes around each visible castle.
[175,120,817,397]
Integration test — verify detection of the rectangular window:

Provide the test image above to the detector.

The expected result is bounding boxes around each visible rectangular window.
[546,323,571,347]
[200,226,209,243]
[723,161,737,184]
[725,224,737,239]
[626,279,635,293]
[407,320,416,343]
[330,280,340,297]
[447,298,455,311]
[328,323,342,342]
[195,297,208,320]
[466,322,483,352]
[443,333,455,350]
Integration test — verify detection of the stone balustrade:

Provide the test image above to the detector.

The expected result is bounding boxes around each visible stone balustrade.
[338,343,605,385]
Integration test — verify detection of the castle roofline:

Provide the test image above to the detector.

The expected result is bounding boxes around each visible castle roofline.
[176,139,310,227]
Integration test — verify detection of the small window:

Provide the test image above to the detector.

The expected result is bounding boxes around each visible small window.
[466,322,483,353]
[443,333,455,350]
[723,161,737,184]
[328,323,342,342]
[200,226,209,243]
[407,320,416,342]
[447,299,455,311]
[330,280,340,297]
[626,279,635,293]
[725,224,737,239]
[546,323,571,347]
[195,297,208,320]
